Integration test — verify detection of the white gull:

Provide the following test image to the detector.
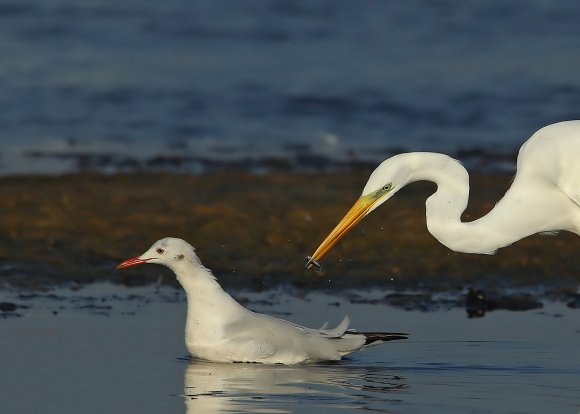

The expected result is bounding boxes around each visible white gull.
[117,237,407,364]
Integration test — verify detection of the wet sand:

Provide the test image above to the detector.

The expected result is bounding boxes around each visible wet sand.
[0,172,578,296]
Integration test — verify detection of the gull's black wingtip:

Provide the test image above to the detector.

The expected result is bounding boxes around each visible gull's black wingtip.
[359,332,409,345]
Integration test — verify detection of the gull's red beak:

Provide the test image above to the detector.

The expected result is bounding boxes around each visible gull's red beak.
[117,257,149,269]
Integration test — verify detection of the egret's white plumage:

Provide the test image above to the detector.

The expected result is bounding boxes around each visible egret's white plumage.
[118,238,407,364]
[307,121,580,267]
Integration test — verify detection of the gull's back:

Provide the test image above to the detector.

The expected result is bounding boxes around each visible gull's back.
[217,311,366,364]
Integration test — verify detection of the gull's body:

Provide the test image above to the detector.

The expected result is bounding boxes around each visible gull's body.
[118,238,407,364]
[307,120,580,267]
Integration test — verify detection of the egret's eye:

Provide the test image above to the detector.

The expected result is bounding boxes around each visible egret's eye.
[156,248,165,254]
[382,183,392,192]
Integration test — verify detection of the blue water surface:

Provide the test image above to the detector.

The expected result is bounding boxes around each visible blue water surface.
[1,0,580,174]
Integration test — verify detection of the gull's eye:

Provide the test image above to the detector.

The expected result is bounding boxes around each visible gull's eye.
[156,248,165,254]
[382,183,392,192]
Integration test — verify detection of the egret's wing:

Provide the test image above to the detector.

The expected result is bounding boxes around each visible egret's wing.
[568,191,580,207]
[562,163,580,208]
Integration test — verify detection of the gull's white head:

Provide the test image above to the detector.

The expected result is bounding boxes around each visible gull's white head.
[117,237,198,270]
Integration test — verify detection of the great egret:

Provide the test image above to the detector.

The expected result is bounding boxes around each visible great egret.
[306,120,580,269]
[118,237,407,364]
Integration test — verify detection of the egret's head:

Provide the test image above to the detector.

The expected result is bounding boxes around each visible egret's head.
[306,155,410,270]
[117,237,197,270]
[361,154,410,212]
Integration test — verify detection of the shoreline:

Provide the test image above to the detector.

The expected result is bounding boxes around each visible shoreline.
[0,282,578,318]
[0,171,578,294]
[2,142,521,177]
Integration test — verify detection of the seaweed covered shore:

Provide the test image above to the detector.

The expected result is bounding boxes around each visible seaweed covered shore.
[0,172,578,295]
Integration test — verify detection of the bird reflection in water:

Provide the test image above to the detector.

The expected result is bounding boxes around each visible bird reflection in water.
[182,358,408,413]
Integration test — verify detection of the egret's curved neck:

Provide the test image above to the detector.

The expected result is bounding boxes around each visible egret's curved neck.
[405,153,533,254]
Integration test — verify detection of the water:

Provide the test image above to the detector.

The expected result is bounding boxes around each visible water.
[1,0,580,174]
[1,284,578,413]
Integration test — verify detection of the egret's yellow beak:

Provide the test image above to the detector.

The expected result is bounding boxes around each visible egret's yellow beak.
[306,192,380,270]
